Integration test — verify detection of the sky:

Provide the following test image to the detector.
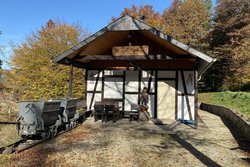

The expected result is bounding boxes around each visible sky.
[0,0,216,69]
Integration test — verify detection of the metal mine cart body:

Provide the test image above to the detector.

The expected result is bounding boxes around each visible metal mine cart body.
[60,98,79,129]
[17,100,62,139]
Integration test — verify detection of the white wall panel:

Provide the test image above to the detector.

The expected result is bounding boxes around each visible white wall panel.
[125,71,139,92]
[178,71,195,94]
[177,96,195,120]
[86,93,102,110]
[157,80,176,120]
[87,81,102,91]
[148,95,155,118]
[87,70,102,91]
[104,77,123,99]
[124,94,138,111]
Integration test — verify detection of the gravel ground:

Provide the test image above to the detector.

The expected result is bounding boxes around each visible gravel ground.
[0,125,19,148]
[1,110,249,167]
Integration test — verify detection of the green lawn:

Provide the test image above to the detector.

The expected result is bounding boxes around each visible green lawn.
[199,91,250,118]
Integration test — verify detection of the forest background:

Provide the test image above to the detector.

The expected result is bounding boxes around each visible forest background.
[0,0,249,101]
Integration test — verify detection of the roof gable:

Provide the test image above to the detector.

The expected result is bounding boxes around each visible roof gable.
[53,15,153,63]
[53,15,215,76]
[107,15,152,31]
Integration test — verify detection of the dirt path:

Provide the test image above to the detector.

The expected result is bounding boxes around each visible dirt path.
[1,110,249,166]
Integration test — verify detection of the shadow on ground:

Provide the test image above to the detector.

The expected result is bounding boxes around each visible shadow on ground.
[153,119,221,167]
[220,117,250,163]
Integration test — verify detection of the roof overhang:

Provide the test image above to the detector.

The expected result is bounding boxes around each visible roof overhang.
[53,15,216,77]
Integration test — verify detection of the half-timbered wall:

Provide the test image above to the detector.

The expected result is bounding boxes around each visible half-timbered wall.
[124,71,139,112]
[86,69,197,123]
[157,71,176,120]
[86,70,102,110]
[177,71,196,122]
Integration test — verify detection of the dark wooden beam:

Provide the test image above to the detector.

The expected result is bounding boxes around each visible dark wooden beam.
[63,58,87,69]
[84,59,195,70]
[76,54,194,61]
[79,55,155,61]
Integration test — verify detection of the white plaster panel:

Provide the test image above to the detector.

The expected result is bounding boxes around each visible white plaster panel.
[178,71,195,94]
[124,94,138,111]
[87,81,102,91]
[104,77,123,99]
[125,71,139,92]
[157,80,176,120]
[87,70,102,91]
[177,96,195,120]
[86,93,102,110]
[148,95,155,118]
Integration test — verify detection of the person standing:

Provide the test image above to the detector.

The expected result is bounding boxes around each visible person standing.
[140,87,149,105]
[139,87,150,120]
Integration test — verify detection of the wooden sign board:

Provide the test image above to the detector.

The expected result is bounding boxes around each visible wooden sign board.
[112,45,149,56]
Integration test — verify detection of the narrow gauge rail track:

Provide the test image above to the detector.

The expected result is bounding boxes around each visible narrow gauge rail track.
[0,123,83,154]
[0,121,18,125]
[0,104,91,154]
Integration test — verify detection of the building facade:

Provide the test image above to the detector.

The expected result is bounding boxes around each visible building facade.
[53,15,215,124]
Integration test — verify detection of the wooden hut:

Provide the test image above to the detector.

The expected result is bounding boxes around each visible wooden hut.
[53,15,215,124]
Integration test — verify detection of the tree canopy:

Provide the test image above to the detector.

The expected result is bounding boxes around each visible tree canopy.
[163,0,212,50]
[114,0,249,92]
[5,20,90,100]
[2,0,249,99]
[112,5,165,30]
[113,0,212,51]
[204,0,250,91]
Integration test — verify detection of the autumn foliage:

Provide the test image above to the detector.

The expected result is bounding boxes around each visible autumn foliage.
[2,0,249,100]
[112,5,165,31]
[203,0,250,91]
[4,20,89,100]
[113,0,211,51]
[114,0,249,91]
[163,0,211,50]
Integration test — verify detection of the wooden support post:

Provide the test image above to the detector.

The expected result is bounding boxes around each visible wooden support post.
[68,64,73,98]
[194,70,198,129]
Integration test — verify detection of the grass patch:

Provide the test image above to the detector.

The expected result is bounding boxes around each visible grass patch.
[199,91,250,118]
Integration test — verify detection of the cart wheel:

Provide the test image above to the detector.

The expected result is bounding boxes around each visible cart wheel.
[45,130,51,139]
[73,120,77,128]
[65,124,70,130]
[52,127,57,137]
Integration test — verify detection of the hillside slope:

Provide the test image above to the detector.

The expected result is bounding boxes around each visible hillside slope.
[199,91,250,118]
